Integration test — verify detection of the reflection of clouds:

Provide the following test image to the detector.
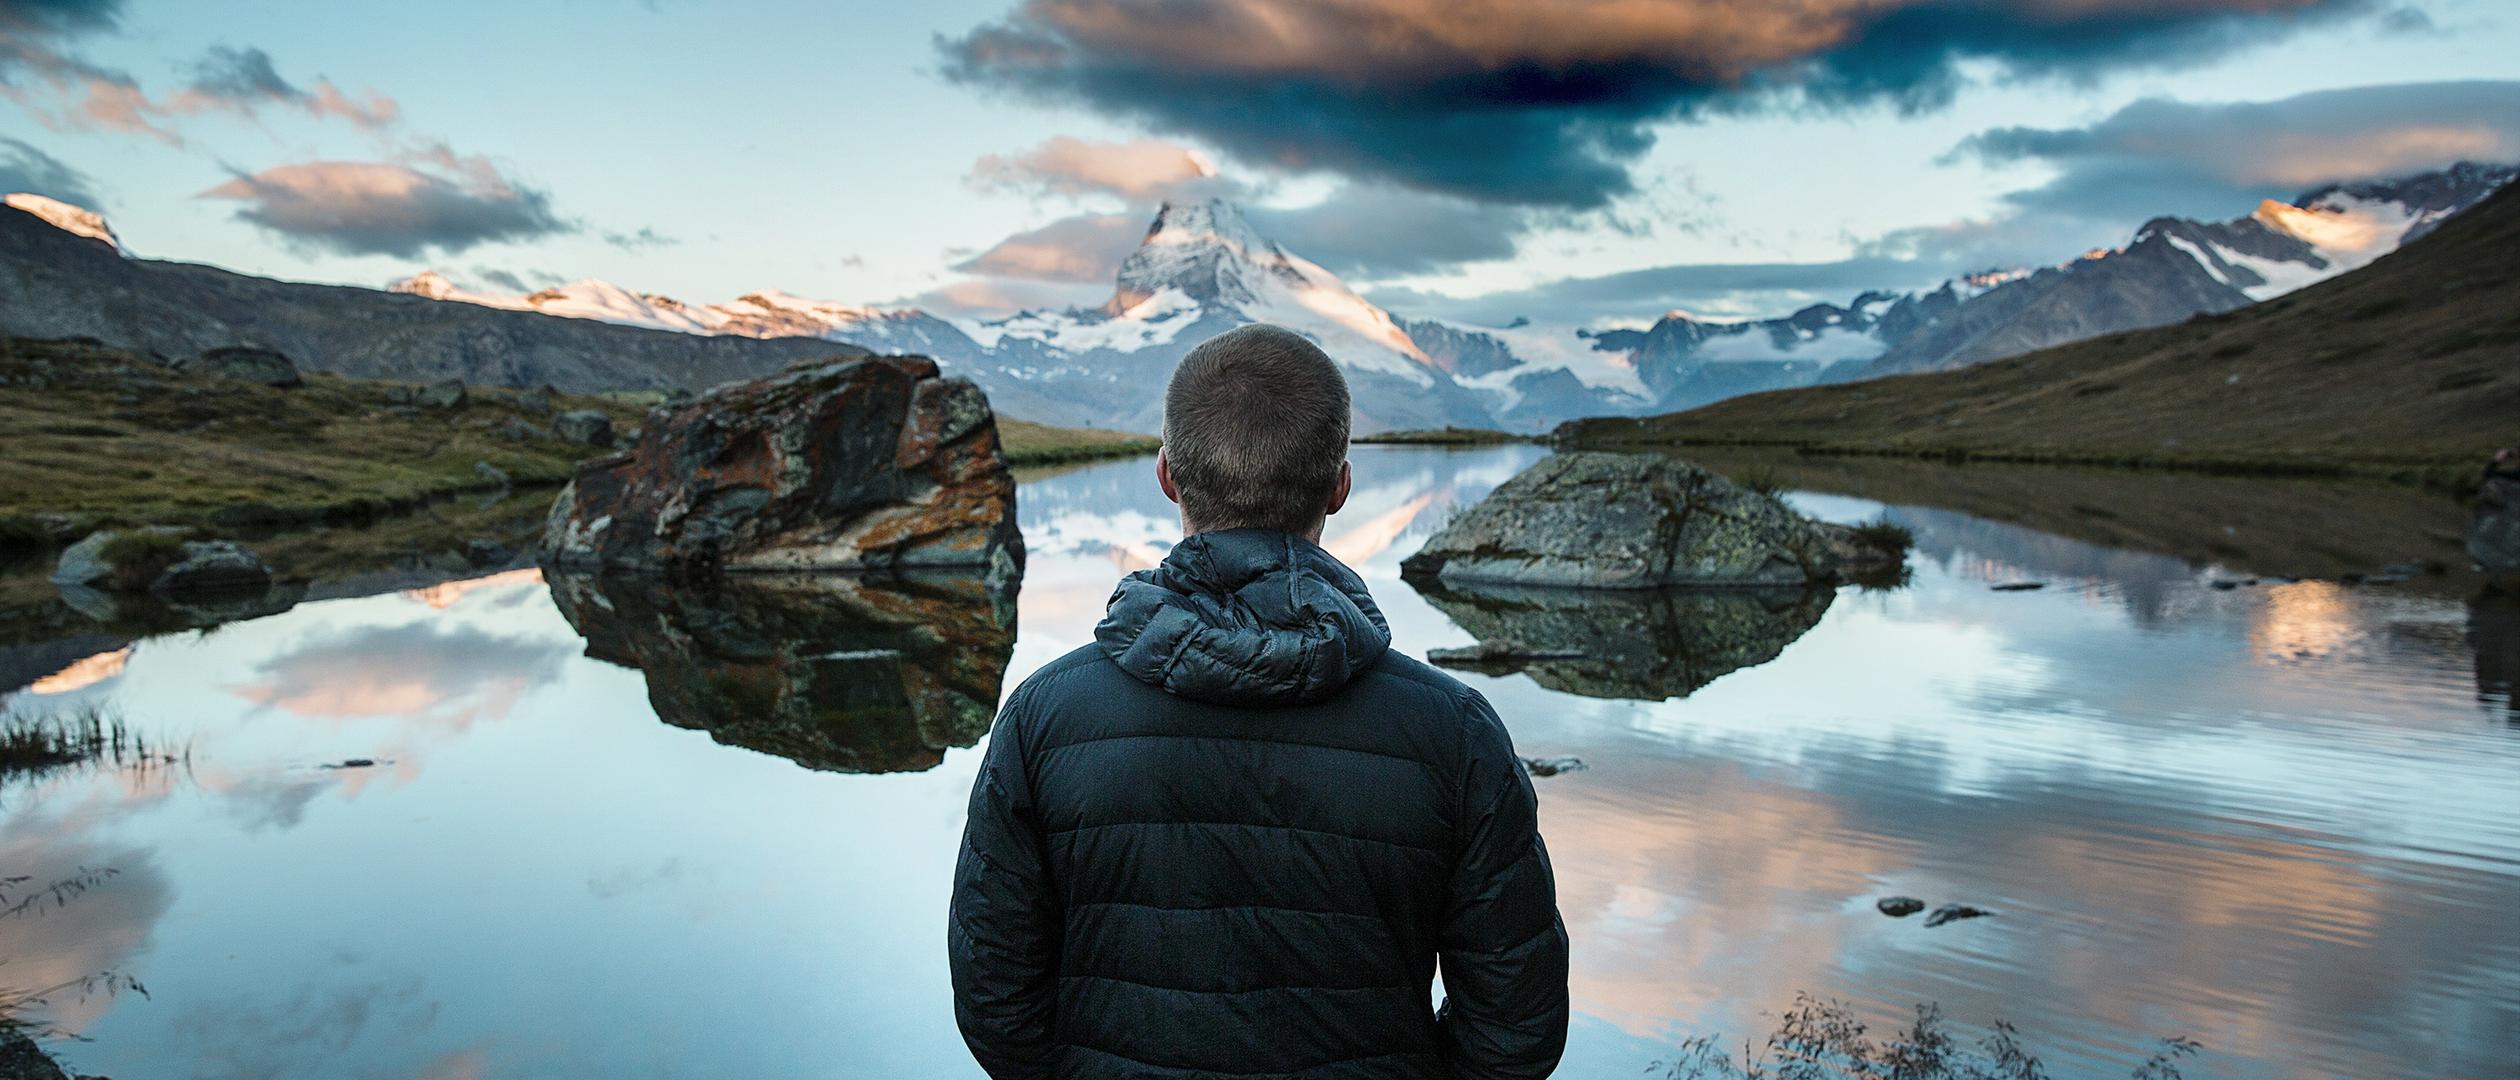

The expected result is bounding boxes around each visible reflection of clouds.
[28,645,132,695]
[1538,740,2520,1078]
[226,622,569,730]
[586,857,686,899]
[177,970,443,1080]
[209,772,335,832]
[1322,492,1437,567]
[406,1047,488,1080]
[0,830,173,1037]
[398,568,544,611]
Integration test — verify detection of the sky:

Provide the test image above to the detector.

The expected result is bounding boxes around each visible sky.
[3,0,2517,328]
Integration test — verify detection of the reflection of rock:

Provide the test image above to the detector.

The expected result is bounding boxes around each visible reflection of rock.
[1924,903,1993,928]
[547,572,1015,773]
[1416,578,1832,700]
[1402,452,1843,587]
[54,580,304,634]
[2472,591,2519,720]
[539,356,1021,580]
[2474,473,2519,583]
[52,529,270,595]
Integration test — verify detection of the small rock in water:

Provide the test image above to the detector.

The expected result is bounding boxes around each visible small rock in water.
[1923,903,1993,928]
[324,758,377,769]
[1876,896,1925,917]
[2208,577,2257,590]
[1522,756,1587,777]
[1990,581,2046,592]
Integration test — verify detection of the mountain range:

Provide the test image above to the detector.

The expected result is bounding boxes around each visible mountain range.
[1567,167,2520,471]
[0,162,2507,434]
[379,163,2514,431]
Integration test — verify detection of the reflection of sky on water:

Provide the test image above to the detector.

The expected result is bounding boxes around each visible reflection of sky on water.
[0,446,2511,1079]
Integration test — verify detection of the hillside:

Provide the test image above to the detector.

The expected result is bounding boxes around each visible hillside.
[0,204,853,393]
[1567,177,2520,478]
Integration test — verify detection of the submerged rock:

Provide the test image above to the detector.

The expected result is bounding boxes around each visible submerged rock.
[1401,452,1845,588]
[546,571,1015,774]
[178,344,300,388]
[1924,903,1993,928]
[1414,578,1832,700]
[538,355,1022,579]
[1877,896,1926,918]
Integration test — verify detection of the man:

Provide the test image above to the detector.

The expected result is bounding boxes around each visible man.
[949,324,1570,1078]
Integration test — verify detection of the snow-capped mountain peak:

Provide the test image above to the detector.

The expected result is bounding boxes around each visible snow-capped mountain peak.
[4,193,126,256]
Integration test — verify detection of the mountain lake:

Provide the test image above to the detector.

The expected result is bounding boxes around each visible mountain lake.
[1,444,2513,1079]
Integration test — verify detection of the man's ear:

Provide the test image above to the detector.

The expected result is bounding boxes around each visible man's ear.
[1324,459,1351,517]
[1156,448,1180,505]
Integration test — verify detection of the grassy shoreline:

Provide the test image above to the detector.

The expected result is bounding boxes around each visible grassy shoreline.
[1353,426,1536,446]
[1564,422,2489,492]
[996,418,1160,466]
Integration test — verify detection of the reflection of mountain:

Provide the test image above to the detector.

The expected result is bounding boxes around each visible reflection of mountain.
[547,573,1015,774]
[1414,581,1831,700]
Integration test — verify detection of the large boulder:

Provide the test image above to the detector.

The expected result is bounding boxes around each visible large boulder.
[545,571,1015,773]
[1402,451,1843,587]
[2474,471,2520,581]
[538,355,1022,579]
[178,345,300,387]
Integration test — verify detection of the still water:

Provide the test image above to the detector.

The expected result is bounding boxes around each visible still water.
[4,446,2515,1079]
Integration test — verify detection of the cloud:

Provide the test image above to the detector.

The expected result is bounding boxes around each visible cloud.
[1370,255,1937,327]
[1248,186,1526,278]
[1951,80,2520,221]
[199,151,570,259]
[0,6,396,139]
[174,45,399,130]
[472,267,529,292]
[0,136,98,204]
[971,135,1225,201]
[952,211,1141,282]
[601,224,676,251]
[941,0,2388,209]
[901,276,1112,318]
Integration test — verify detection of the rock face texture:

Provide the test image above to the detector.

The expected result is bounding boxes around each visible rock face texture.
[538,355,1022,578]
[2475,472,2520,579]
[546,571,1015,774]
[1417,579,1832,700]
[177,345,299,387]
[1402,451,1842,587]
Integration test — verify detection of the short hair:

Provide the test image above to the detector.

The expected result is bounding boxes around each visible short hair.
[1163,324,1351,534]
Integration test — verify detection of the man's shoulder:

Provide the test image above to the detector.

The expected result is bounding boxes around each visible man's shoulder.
[1006,642,1125,709]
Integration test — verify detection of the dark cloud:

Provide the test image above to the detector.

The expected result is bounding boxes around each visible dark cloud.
[941,0,2386,208]
[1248,187,1526,278]
[1854,79,2520,267]
[1370,255,1938,327]
[199,154,571,259]
[472,267,529,292]
[179,45,398,129]
[0,136,99,205]
[0,6,395,138]
[952,211,1140,283]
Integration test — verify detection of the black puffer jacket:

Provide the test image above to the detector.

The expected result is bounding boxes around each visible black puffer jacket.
[950,529,1569,1079]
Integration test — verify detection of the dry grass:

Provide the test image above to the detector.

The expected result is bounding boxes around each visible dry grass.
[996,417,1160,466]
[0,336,640,530]
[1569,182,2520,483]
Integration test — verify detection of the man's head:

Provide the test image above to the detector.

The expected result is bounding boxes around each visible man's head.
[1158,324,1353,540]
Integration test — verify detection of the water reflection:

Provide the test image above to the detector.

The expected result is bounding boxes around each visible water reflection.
[0,447,2513,1079]
[1413,581,1833,700]
[546,572,1016,774]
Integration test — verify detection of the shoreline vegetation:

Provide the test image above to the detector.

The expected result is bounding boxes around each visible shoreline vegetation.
[995,418,1161,466]
[1353,426,1537,446]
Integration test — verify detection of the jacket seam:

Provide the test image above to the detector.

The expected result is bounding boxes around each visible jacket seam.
[1049,819,1445,855]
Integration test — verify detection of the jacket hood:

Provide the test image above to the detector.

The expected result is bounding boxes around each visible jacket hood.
[1096,528,1391,706]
